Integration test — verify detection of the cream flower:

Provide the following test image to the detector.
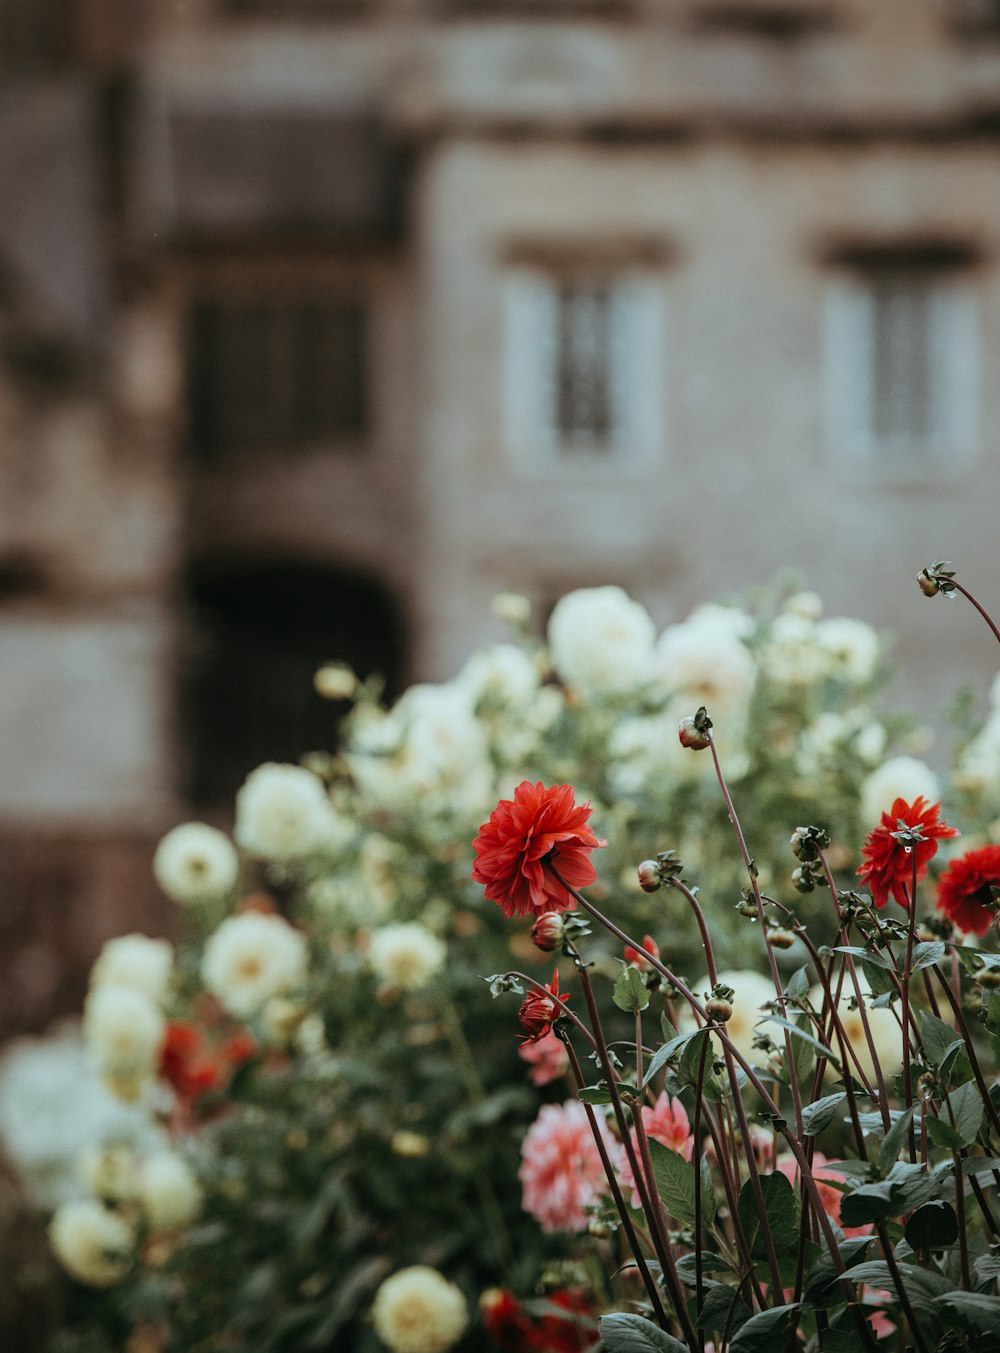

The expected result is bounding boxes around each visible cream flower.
[371,1265,468,1353]
[654,610,756,718]
[368,924,446,992]
[235,763,337,859]
[79,1144,139,1203]
[758,613,827,686]
[860,756,939,828]
[138,1150,203,1231]
[547,586,656,695]
[153,822,239,904]
[90,935,174,1005]
[816,617,880,684]
[49,1199,133,1287]
[83,985,165,1102]
[457,644,539,708]
[810,985,904,1084]
[201,912,308,1019]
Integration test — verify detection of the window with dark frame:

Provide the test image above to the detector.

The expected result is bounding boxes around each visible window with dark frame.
[824,244,979,471]
[554,285,615,444]
[187,295,367,464]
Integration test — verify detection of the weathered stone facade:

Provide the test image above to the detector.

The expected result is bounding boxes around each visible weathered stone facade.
[2,0,1000,1035]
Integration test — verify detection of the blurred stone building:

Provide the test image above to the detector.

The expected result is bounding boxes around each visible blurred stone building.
[2,0,1000,1036]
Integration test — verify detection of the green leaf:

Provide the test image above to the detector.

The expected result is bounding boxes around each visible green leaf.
[842,1260,951,1316]
[674,1250,732,1285]
[729,1303,800,1352]
[948,1080,985,1148]
[886,1160,941,1214]
[904,1200,959,1253]
[577,1083,613,1105]
[838,1180,896,1228]
[785,966,810,1000]
[936,1290,1000,1336]
[834,945,893,969]
[598,1313,689,1352]
[985,989,1000,1036]
[761,1014,838,1063]
[801,1092,847,1137]
[642,1028,709,1088]
[647,1139,715,1227]
[926,1116,964,1151]
[910,941,946,972]
[695,1283,752,1334]
[862,959,898,997]
[614,964,650,1013]
[920,1010,965,1069]
[803,1236,873,1311]
[879,1107,915,1173]
[737,1171,798,1260]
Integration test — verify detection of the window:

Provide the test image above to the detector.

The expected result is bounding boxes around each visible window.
[504,266,666,469]
[824,253,978,476]
[187,295,367,464]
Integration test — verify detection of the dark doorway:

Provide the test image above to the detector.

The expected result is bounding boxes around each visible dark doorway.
[182,557,405,809]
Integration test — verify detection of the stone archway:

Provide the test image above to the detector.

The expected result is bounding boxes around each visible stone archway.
[181,556,406,809]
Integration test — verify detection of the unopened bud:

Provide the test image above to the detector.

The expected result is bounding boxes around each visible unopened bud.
[637,860,662,893]
[767,927,797,950]
[530,912,565,953]
[791,866,817,894]
[314,663,358,700]
[917,570,940,598]
[491,591,531,626]
[705,997,733,1023]
[678,710,712,751]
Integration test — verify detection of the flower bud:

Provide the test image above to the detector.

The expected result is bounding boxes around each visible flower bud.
[313,663,358,700]
[704,996,733,1023]
[637,860,662,893]
[491,591,531,626]
[917,570,940,598]
[766,927,797,950]
[679,705,713,750]
[530,912,565,953]
[791,866,817,894]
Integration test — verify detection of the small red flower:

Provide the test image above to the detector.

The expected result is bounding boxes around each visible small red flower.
[624,934,660,972]
[857,797,959,911]
[936,844,1000,936]
[519,967,568,1043]
[472,781,606,919]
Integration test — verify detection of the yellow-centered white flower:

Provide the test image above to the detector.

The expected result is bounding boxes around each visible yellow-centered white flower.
[201,912,308,1019]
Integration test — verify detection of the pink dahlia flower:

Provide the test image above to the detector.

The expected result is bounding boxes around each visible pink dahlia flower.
[519,1100,620,1234]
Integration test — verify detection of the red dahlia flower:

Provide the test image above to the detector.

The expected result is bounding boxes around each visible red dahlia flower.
[472,781,606,919]
[936,844,1000,936]
[856,796,959,911]
[518,967,568,1043]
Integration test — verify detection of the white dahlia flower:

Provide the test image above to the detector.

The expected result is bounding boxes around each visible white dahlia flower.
[138,1150,203,1231]
[79,1143,139,1203]
[49,1199,133,1287]
[369,924,446,992]
[860,756,939,828]
[547,586,656,695]
[811,985,904,1085]
[83,985,165,1102]
[457,643,539,708]
[372,1265,468,1353]
[89,934,174,1005]
[201,912,308,1019]
[654,611,756,718]
[815,617,881,684]
[235,763,337,860]
[153,822,239,904]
